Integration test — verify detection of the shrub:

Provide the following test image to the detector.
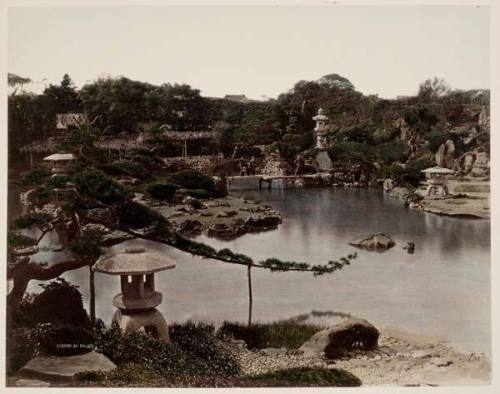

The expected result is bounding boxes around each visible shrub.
[101,160,150,180]
[169,170,214,191]
[425,130,450,153]
[21,168,51,185]
[327,142,376,164]
[6,327,37,373]
[7,231,36,249]
[35,324,95,356]
[384,157,434,187]
[95,322,240,379]
[32,278,91,328]
[73,168,130,204]
[47,174,69,189]
[13,212,52,229]
[373,142,408,163]
[248,367,361,387]
[218,321,322,350]
[186,189,211,199]
[146,181,177,200]
[69,232,102,260]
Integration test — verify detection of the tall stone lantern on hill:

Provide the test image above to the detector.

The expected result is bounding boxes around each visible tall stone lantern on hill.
[93,246,176,342]
[313,108,329,149]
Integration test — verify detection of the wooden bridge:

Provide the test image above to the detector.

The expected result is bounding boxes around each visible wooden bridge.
[226,173,330,191]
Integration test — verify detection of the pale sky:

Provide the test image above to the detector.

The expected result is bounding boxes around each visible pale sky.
[8,4,490,99]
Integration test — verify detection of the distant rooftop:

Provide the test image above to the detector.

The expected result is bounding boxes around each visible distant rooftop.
[224,94,251,103]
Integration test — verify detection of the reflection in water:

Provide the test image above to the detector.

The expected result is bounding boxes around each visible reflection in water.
[27,188,490,354]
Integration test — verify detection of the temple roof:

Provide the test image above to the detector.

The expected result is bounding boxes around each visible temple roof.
[93,246,176,275]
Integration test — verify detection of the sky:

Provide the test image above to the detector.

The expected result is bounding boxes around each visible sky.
[8,4,490,99]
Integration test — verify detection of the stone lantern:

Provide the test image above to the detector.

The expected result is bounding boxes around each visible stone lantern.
[43,153,77,175]
[421,166,455,197]
[313,108,329,149]
[93,246,176,342]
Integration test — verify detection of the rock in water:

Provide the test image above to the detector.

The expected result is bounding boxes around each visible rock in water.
[349,233,395,251]
[299,318,379,359]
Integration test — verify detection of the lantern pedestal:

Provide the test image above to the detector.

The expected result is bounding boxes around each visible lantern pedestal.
[113,308,170,342]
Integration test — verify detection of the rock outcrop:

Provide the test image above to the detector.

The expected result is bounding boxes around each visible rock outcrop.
[299,319,380,360]
[349,233,395,251]
[435,139,455,168]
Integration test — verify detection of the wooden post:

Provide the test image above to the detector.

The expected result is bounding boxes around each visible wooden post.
[89,265,96,327]
[247,265,253,326]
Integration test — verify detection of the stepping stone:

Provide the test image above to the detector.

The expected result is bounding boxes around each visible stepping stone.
[17,351,116,382]
[15,378,51,387]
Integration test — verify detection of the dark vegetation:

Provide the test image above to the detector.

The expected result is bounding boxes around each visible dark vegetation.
[9,73,489,172]
[247,367,361,387]
[219,321,322,350]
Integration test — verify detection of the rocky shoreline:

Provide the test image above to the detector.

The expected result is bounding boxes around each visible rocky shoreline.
[383,178,490,219]
[228,328,490,386]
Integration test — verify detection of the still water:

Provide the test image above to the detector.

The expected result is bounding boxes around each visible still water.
[29,188,490,354]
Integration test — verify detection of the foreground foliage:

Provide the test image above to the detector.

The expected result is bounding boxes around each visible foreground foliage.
[219,321,322,350]
[248,367,362,387]
[94,322,240,379]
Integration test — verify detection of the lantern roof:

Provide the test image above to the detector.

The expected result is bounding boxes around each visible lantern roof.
[43,153,76,162]
[93,246,176,275]
[421,166,455,174]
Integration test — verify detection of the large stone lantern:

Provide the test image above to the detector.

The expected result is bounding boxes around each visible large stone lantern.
[93,246,176,342]
[421,166,455,197]
[313,108,329,149]
[43,153,77,175]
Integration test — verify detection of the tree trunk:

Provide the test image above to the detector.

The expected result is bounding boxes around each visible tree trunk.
[89,265,96,327]
[247,265,253,326]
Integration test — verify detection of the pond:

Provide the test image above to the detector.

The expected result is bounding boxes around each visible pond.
[28,188,491,355]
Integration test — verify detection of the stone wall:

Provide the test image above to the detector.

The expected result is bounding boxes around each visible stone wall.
[161,155,224,174]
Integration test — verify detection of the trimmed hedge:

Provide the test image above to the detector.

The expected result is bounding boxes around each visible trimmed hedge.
[101,160,151,180]
[73,168,130,204]
[169,170,214,191]
[146,181,177,200]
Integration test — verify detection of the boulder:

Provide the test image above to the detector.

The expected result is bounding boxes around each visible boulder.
[389,186,410,201]
[207,223,234,238]
[471,151,489,177]
[349,233,395,251]
[182,196,205,210]
[84,208,115,227]
[299,318,379,359]
[383,178,395,192]
[17,351,116,382]
[241,213,282,231]
[435,139,455,168]
[176,219,203,235]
